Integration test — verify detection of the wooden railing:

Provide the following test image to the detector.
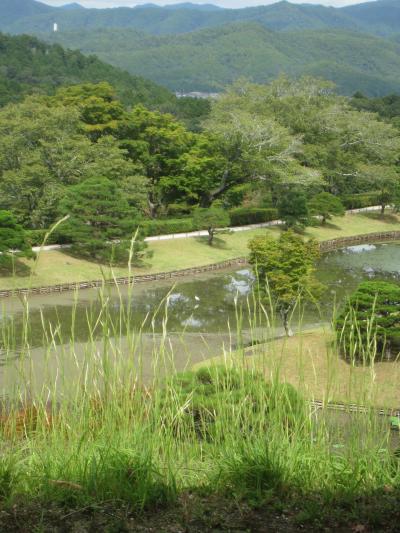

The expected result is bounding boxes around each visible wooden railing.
[1,230,399,299]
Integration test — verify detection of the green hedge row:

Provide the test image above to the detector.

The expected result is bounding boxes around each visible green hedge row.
[228,207,278,226]
[342,192,381,210]
[141,218,195,237]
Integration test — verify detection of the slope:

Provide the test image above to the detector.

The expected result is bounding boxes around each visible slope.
[43,23,400,96]
[0,32,176,108]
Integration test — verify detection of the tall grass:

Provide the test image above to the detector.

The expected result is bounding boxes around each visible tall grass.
[0,240,398,517]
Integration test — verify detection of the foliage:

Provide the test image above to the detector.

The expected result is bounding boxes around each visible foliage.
[342,191,382,209]
[141,218,194,237]
[0,210,33,274]
[58,177,145,265]
[278,189,309,229]
[165,366,306,441]
[193,207,230,245]
[248,231,321,335]
[308,192,345,224]
[229,207,278,226]
[336,280,400,362]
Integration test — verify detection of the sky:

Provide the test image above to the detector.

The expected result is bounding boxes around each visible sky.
[41,0,375,9]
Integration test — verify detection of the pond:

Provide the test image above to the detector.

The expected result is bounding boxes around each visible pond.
[1,241,400,356]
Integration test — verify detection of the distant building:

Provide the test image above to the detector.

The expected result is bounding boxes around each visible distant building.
[175,91,219,99]
[53,23,58,33]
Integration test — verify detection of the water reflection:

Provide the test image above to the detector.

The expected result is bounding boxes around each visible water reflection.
[1,242,399,354]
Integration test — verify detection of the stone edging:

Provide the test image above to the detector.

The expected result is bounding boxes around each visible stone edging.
[1,230,399,299]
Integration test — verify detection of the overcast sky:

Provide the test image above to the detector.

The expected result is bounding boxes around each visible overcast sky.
[41,1,375,9]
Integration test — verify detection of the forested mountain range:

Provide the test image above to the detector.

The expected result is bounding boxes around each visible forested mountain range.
[1,0,400,37]
[0,32,212,127]
[42,23,400,95]
[2,1,400,96]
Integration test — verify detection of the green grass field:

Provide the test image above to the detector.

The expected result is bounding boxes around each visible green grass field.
[2,211,399,290]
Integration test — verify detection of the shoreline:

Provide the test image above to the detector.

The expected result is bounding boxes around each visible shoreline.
[0,229,399,299]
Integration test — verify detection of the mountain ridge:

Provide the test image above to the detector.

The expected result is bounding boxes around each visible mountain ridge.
[42,21,400,96]
[1,0,398,37]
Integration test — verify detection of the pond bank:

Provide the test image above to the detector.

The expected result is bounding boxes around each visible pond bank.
[1,229,399,299]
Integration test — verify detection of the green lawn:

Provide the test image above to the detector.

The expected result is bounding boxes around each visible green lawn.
[2,211,399,290]
[195,328,400,408]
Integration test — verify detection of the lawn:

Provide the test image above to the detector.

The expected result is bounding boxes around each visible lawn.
[196,328,400,409]
[1,211,399,290]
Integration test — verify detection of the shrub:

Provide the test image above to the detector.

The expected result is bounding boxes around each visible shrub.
[342,192,381,210]
[141,218,194,237]
[336,281,400,362]
[277,189,309,229]
[163,366,306,441]
[229,207,278,226]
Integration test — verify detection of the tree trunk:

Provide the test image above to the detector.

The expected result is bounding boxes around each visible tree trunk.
[280,308,293,337]
[381,203,386,216]
[207,228,214,246]
[201,169,230,207]
[147,195,158,219]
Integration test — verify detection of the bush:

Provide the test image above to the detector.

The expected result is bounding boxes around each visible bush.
[336,281,400,362]
[342,192,381,210]
[229,207,278,226]
[163,366,306,441]
[141,218,194,237]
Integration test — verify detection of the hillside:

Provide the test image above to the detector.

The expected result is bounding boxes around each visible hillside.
[0,32,176,108]
[1,0,398,37]
[43,23,400,96]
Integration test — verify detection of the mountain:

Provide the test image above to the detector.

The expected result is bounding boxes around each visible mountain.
[0,0,53,27]
[43,23,400,96]
[342,0,400,35]
[0,0,390,36]
[0,32,176,108]
[60,3,85,9]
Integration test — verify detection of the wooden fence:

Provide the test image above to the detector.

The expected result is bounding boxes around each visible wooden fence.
[0,257,248,299]
[1,230,399,299]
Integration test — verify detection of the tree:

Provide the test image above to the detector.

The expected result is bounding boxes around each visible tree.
[248,231,321,336]
[58,177,145,264]
[119,105,193,218]
[193,207,230,246]
[0,210,33,273]
[277,189,309,229]
[336,281,400,362]
[357,164,400,216]
[308,192,345,224]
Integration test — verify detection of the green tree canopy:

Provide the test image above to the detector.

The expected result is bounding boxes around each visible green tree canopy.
[308,192,345,224]
[248,230,321,335]
[277,189,309,229]
[58,176,144,264]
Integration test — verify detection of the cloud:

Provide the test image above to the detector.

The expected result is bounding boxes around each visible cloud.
[41,1,374,9]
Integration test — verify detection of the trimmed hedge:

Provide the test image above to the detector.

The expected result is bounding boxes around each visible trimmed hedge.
[141,218,194,237]
[229,207,278,226]
[342,192,381,210]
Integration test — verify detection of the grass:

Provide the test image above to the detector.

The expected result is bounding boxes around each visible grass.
[1,211,399,290]
[0,265,399,530]
[196,328,400,408]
